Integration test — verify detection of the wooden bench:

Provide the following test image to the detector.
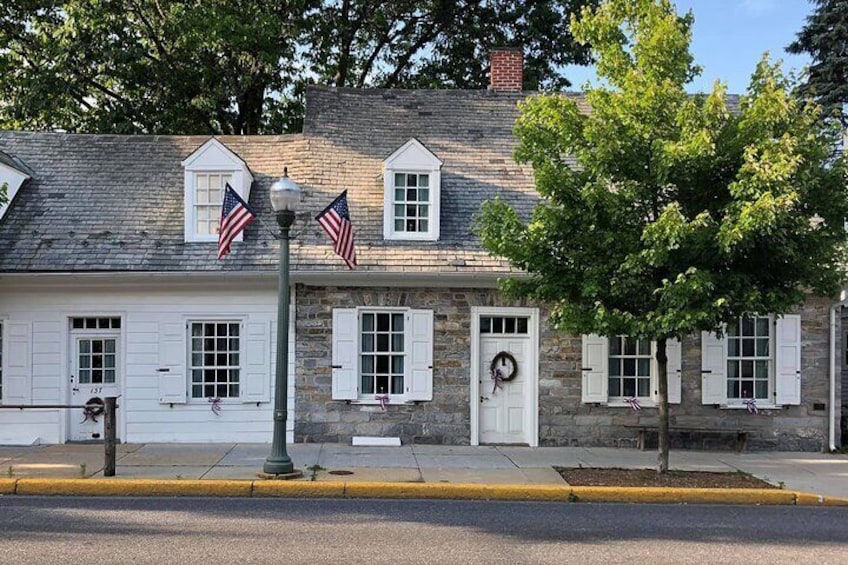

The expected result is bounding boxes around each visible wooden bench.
[624,424,748,452]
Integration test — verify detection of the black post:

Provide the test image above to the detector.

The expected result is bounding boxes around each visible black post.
[104,397,117,477]
[263,210,296,475]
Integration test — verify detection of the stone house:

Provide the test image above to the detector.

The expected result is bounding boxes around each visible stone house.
[0,51,842,450]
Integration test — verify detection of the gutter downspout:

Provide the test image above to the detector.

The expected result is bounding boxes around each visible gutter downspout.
[828,291,847,452]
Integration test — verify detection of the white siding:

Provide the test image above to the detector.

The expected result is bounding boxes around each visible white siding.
[0,282,294,444]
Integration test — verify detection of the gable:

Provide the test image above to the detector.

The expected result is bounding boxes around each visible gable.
[384,138,442,171]
[0,155,31,221]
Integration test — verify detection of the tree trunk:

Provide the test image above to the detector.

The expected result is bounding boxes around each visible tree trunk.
[656,337,669,473]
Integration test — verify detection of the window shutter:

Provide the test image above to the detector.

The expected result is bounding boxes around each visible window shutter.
[581,334,608,403]
[775,314,801,405]
[158,322,187,404]
[3,322,32,404]
[406,309,434,401]
[666,338,682,404]
[242,321,271,403]
[700,331,726,404]
[331,309,358,400]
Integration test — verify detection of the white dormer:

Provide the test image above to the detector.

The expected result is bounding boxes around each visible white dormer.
[383,139,443,241]
[182,138,254,243]
[0,152,32,221]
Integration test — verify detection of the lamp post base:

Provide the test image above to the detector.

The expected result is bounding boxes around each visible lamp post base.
[257,470,304,480]
[263,456,296,476]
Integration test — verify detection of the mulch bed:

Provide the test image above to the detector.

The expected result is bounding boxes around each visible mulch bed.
[554,467,777,489]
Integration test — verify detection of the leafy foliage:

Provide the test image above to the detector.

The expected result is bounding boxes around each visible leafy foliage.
[788,0,848,126]
[0,0,596,134]
[479,0,848,342]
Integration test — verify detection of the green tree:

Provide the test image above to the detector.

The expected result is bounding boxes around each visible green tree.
[477,0,848,472]
[788,0,848,126]
[0,0,596,135]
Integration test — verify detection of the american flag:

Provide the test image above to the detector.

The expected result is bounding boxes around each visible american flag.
[217,184,256,260]
[315,190,357,269]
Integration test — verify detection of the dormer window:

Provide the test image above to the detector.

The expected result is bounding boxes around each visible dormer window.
[182,138,253,243]
[383,139,442,241]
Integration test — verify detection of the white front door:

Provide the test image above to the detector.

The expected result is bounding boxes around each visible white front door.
[477,314,534,445]
[69,330,121,442]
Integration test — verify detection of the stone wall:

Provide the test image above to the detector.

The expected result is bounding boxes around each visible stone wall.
[296,284,834,451]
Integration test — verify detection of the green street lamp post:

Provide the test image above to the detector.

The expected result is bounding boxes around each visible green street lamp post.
[263,168,302,476]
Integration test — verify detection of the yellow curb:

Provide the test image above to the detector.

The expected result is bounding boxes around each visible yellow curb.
[569,487,796,505]
[793,492,825,506]
[253,481,345,498]
[15,478,252,497]
[340,482,577,501]
[821,496,848,507]
[0,478,17,495]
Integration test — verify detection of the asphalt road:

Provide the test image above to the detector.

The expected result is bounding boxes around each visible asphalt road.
[1,497,846,564]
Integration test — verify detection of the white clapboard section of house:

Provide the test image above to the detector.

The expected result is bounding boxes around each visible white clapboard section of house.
[0,283,294,444]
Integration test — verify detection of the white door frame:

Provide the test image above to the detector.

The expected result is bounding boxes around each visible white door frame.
[470,306,539,446]
[64,313,126,442]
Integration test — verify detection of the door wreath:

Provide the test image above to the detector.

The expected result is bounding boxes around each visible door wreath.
[490,351,518,382]
[81,397,105,423]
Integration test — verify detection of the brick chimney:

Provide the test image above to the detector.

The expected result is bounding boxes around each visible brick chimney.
[489,48,524,92]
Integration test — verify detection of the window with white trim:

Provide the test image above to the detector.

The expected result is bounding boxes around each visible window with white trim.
[193,172,233,236]
[182,138,253,242]
[383,139,442,241]
[726,315,771,401]
[701,314,801,406]
[608,337,652,400]
[331,308,434,403]
[581,335,682,406]
[189,321,241,399]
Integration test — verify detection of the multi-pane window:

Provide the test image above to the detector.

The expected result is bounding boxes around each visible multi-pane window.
[77,338,117,384]
[608,337,652,398]
[360,312,404,396]
[190,322,240,399]
[727,315,771,400]
[71,317,121,330]
[393,173,430,233]
[194,173,233,236]
[480,316,529,335]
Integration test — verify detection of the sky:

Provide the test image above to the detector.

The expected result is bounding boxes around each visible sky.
[562,0,815,94]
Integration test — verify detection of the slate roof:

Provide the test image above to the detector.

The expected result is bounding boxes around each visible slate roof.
[0,87,737,275]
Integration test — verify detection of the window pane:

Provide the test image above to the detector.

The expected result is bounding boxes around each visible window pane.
[418,175,429,187]
[192,369,204,384]
[741,360,754,378]
[392,375,404,394]
[637,358,650,376]
[480,317,491,333]
[623,358,635,376]
[622,379,636,397]
[105,369,116,383]
[728,338,739,357]
[608,379,621,397]
[756,317,769,336]
[79,356,90,369]
[755,381,768,399]
[362,314,374,331]
[624,338,636,356]
[395,219,405,231]
[362,334,374,352]
[104,354,115,369]
[392,356,404,374]
[505,318,516,333]
[493,317,503,333]
[517,318,528,333]
[727,320,739,337]
[395,204,405,217]
[638,340,650,356]
[637,379,650,397]
[80,340,90,354]
[407,174,417,188]
[79,370,91,383]
[609,337,621,356]
[376,375,389,394]
[394,173,405,187]
[192,385,203,398]
[105,340,115,354]
[361,375,375,395]
[756,338,769,356]
[755,360,768,379]
[377,314,390,331]
[377,334,389,351]
[376,356,389,373]
[392,333,403,351]
[740,381,754,398]
[392,313,404,332]
[395,189,404,202]
[727,380,739,398]
[361,355,374,374]
[609,359,620,377]
[727,361,739,379]
[419,219,428,231]
[406,188,418,201]
[419,188,429,201]
[742,316,755,336]
[742,339,754,357]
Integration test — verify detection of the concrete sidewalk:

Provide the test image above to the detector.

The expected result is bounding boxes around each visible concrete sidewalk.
[2,443,848,501]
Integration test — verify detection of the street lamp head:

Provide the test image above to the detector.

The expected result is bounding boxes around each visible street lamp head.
[269,167,302,213]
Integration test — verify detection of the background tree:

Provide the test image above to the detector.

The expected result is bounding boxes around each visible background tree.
[0,0,596,135]
[788,0,848,126]
[478,0,848,472]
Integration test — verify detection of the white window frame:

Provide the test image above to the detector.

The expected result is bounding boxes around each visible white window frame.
[725,314,773,404]
[182,138,254,243]
[701,313,801,408]
[332,307,434,404]
[383,139,442,241]
[581,335,682,407]
[607,336,654,403]
[187,319,244,401]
